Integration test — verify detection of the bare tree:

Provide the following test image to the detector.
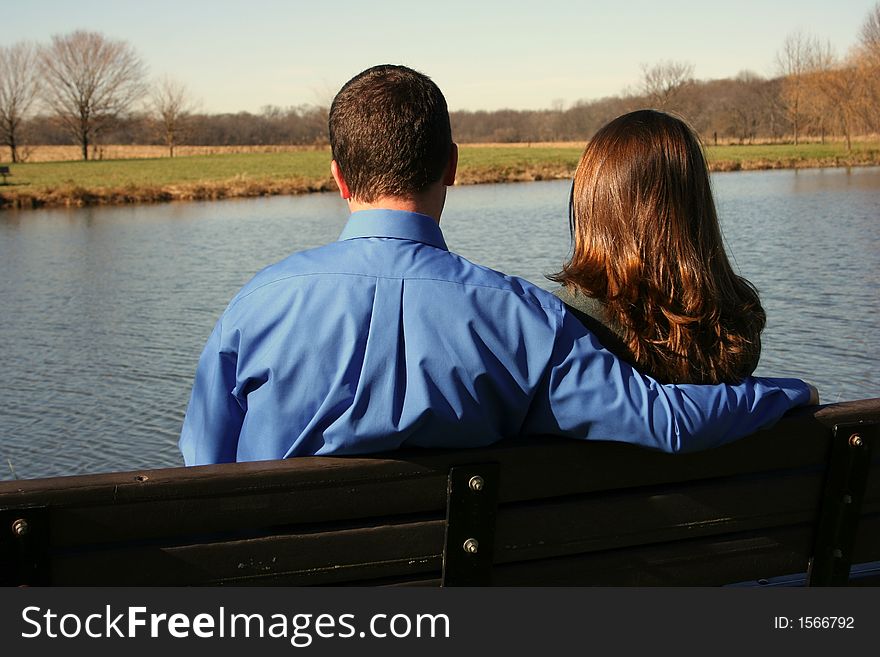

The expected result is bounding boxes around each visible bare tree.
[39,31,147,161]
[640,60,694,108]
[807,44,866,152]
[0,42,40,163]
[857,2,880,131]
[861,1,880,63]
[727,71,766,144]
[777,32,820,145]
[150,76,197,157]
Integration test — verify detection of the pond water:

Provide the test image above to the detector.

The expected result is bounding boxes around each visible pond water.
[1,167,878,480]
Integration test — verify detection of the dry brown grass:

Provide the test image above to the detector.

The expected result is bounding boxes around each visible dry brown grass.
[455,164,574,185]
[13,142,579,163]
[9,143,329,163]
[709,158,863,172]
[11,137,880,163]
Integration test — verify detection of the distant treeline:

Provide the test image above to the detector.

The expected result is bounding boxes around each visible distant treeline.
[14,70,871,152]
[22,104,331,148]
[452,75,786,144]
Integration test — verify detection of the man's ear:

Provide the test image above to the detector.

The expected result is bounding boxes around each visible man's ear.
[443,143,458,186]
[330,160,351,199]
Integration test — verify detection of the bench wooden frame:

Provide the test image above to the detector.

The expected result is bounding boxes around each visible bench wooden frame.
[2,398,878,587]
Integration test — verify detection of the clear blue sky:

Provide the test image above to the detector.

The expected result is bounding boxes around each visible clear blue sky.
[4,0,877,112]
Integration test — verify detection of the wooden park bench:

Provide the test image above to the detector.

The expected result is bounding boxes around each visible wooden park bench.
[1,398,878,587]
[0,166,10,185]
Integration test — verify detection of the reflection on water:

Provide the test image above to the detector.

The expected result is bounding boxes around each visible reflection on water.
[0,167,878,479]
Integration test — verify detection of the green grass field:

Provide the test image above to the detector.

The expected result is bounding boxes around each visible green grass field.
[705,141,880,164]
[4,150,333,190]
[458,145,582,169]
[2,141,879,209]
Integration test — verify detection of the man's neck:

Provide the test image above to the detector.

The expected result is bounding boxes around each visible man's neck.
[346,191,445,224]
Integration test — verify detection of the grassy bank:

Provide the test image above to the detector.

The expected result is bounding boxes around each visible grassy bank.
[0,150,336,209]
[705,142,880,171]
[2,141,879,210]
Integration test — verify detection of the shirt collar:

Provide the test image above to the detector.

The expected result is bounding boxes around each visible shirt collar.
[338,209,448,251]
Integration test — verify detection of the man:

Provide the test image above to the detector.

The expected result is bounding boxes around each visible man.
[180,65,815,465]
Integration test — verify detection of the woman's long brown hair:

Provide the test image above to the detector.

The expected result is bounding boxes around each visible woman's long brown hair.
[551,110,765,384]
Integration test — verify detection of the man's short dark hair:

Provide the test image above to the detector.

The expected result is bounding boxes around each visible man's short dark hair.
[329,64,452,203]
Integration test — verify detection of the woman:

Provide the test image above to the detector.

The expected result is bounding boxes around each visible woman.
[551,110,764,384]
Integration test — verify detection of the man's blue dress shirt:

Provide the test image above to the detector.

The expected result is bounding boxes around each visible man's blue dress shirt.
[180,209,810,465]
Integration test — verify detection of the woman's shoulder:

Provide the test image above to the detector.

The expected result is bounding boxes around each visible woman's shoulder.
[552,286,639,367]
[553,286,607,319]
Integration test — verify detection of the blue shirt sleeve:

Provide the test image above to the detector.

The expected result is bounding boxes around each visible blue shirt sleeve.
[179,319,245,464]
[525,307,811,453]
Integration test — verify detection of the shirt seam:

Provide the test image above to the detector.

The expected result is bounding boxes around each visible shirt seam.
[225,271,560,314]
